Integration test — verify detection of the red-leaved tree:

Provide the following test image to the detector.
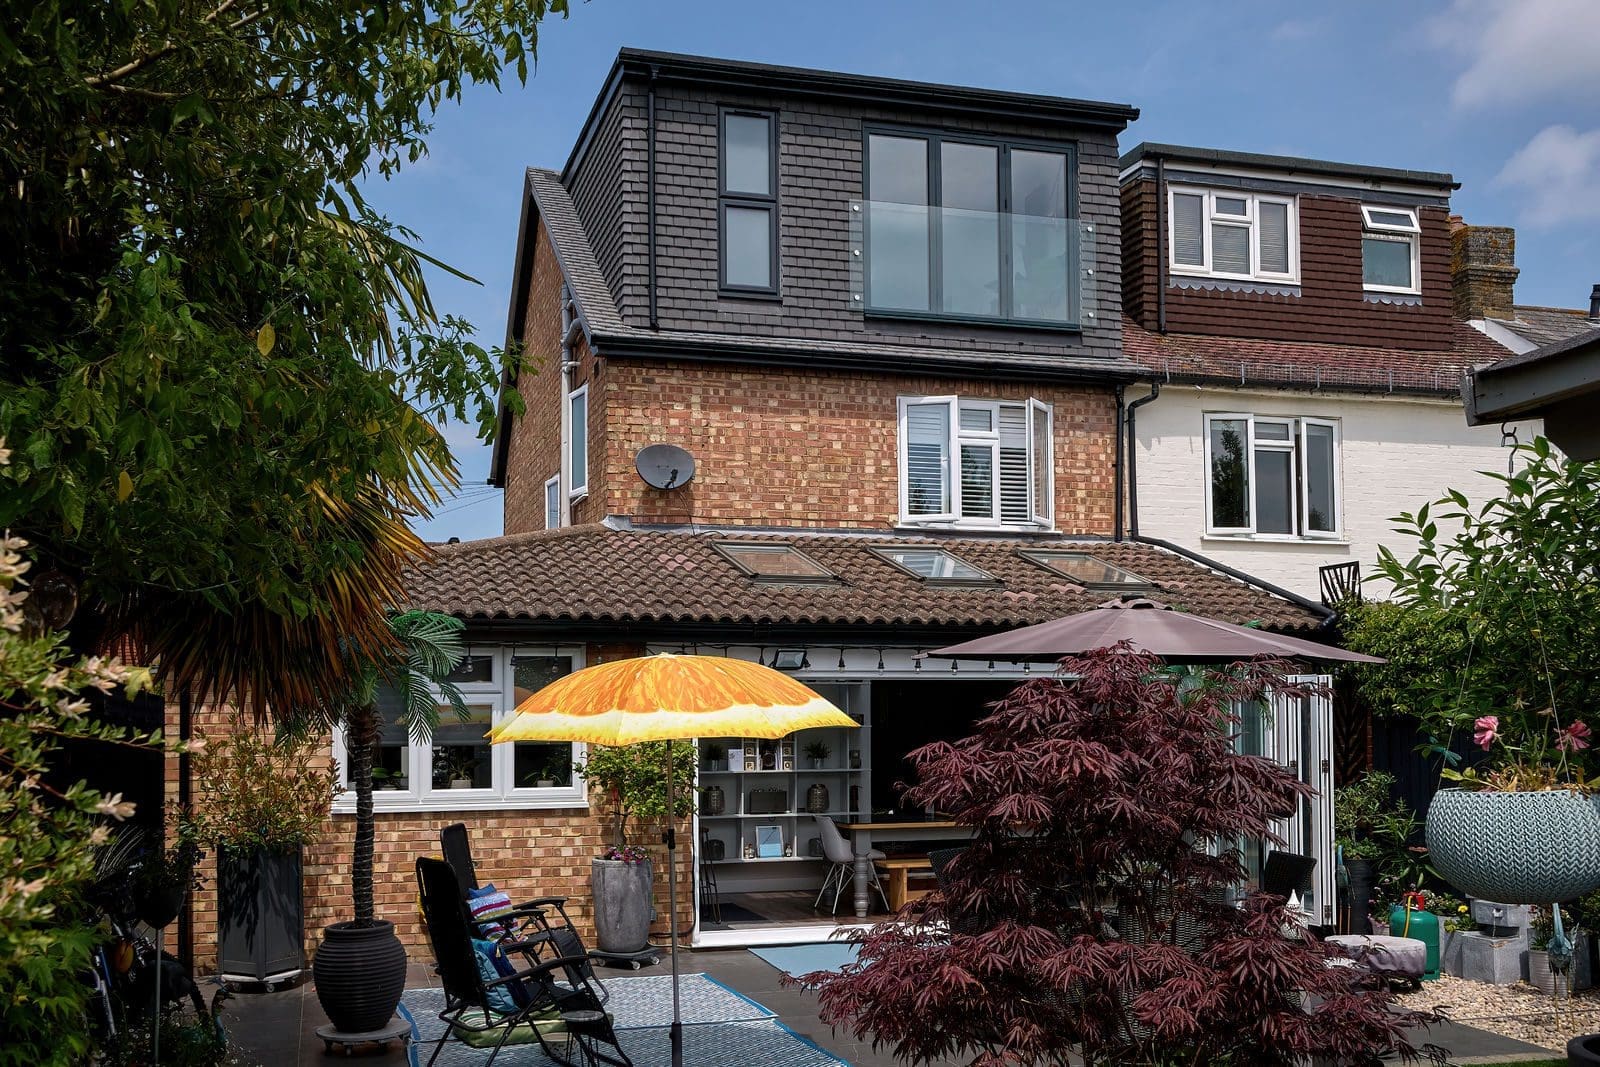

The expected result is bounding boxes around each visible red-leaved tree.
[802,648,1440,1066]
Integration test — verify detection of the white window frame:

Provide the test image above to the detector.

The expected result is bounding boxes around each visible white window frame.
[1359,205,1421,295]
[1168,185,1299,285]
[1202,413,1341,541]
[331,645,588,814]
[544,475,561,530]
[896,395,1054,530]
[567,384,588,500]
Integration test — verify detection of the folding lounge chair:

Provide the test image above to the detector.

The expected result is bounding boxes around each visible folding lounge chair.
[439,822,609,1003]
[416,856,632,1067]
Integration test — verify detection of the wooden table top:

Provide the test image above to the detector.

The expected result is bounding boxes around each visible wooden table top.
[839,819,960,831]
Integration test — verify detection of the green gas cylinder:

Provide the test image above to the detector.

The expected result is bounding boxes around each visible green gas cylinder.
[1390,893,1440,980]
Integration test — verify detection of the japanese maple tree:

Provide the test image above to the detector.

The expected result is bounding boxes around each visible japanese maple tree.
[804,648,1439,1066]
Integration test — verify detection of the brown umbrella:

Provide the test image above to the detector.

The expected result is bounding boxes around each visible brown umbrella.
[926,597,1384,664]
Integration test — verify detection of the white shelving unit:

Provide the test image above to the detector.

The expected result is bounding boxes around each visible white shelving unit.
[697,720,869,893]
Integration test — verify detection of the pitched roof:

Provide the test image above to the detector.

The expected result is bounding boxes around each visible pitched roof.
[406,525,1327,634]
[1500,306,1600,349]
[1122,317,1512,397]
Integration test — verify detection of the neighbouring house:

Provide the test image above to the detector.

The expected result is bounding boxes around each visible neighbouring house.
[1463,330,1600,461]
[177,52,1360,966]
[1117,143,1536,604]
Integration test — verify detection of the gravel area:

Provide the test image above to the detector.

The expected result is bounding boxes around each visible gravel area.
[1399,975,1600,1052]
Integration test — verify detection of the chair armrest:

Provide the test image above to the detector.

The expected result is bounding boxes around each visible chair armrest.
[513,896,569,910]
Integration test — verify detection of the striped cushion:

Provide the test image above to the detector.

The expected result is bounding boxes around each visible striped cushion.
[469,888,514,935]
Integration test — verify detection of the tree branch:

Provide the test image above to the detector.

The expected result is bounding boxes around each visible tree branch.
[83,1,254,90]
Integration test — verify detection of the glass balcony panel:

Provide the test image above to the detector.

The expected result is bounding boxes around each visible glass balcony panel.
[866,200,930,312]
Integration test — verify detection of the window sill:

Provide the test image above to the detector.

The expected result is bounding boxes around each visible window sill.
[896,521,1057,536]
[718,287,783,302]
[1202,534,1349,547]
[568,489,589,504]
[333,791,588,815]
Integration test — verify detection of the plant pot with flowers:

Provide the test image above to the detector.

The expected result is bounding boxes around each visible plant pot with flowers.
[184,725,338,986]
[573,742,696,955]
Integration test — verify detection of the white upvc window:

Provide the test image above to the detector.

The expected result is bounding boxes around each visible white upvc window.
[567,384,588,499]
[1204,413,1340,539]
[897,395,1053,529]
[332,646,587,813]
[544,475,561,530]
[1360,205,1421,295]
[1168,185,1299,285]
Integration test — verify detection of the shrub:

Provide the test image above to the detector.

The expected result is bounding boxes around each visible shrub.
[803,648,1438,1066]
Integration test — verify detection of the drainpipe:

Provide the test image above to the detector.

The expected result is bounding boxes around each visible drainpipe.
[647,65,659,330]
[1113,384,1126,541]
[1124,384,1161,538]
[1155,154,1168,334]
[559,283,580,527]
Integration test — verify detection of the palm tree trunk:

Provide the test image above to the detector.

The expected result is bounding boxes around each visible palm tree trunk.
[347,702,378,926]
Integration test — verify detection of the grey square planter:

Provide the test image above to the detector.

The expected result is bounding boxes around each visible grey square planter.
[218,845,305,984]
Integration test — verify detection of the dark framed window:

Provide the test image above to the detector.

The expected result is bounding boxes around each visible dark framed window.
[718,108,780,296]
[863,128,1077,327]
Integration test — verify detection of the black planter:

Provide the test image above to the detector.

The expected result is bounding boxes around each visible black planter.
[135,881,189,930]
[1344,857,1377,935]
[218,846,305,983]
[313,920,407,1034]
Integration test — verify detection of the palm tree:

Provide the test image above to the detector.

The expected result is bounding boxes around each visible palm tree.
[312,609,469,923]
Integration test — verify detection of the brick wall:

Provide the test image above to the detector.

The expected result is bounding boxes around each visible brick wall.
[1120,176,1454,351]
[170,639,698,971]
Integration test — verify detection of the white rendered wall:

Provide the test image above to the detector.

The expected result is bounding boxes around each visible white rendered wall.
[1130,385,1539,600]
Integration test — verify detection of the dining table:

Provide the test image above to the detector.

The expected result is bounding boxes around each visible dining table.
[838,817,975,918]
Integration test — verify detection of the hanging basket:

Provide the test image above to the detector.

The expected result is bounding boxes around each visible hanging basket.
[1425,788,1600,904]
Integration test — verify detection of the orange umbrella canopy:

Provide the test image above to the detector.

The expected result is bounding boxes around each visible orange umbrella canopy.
[489,653,857,747]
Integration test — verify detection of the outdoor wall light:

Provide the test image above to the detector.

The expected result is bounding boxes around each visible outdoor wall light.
[771,648,809,671]
[876,649,885,671]
[837,649,847,670]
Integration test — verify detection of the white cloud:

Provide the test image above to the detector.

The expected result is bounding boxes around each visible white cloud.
[1269,17,1331,43]
[1431,0,1600,110]
[1493,124,1600,227]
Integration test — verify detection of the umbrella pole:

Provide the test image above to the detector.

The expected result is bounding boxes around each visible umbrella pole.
[665,738,683,1067]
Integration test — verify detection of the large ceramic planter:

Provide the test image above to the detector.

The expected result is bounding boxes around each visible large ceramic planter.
[313,920,407,1034]
[591,857,653,954]
[218,846,304,983]
[1425,789,1600,904]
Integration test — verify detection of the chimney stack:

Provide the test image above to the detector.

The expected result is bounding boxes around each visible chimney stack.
[1450,222,1519,321]
[1590,283,1599,321]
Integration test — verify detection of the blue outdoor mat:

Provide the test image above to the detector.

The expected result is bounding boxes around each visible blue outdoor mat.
[398,973,849,1066]
[750,943,861,979]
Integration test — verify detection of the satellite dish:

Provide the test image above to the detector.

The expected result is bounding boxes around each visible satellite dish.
[635,444,696,490]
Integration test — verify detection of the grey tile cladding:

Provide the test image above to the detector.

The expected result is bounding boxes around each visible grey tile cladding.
[565,80,1124,366]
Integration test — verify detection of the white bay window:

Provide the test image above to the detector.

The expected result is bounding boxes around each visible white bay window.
[333,646,587,812]
[1204,413,1340,539]
[899,396,1052,529]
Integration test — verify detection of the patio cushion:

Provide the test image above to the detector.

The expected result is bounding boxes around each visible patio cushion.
[451,1005,568,1047]
[471,939,519,1013]
[468,886,515,935]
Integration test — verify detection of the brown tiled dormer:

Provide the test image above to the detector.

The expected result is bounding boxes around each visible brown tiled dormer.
[1119,143,1457,351]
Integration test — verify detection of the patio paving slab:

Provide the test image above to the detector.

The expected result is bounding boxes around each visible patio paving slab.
[216,950,1553,1066]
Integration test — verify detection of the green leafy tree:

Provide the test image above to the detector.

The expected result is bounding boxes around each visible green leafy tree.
[0,444,174,1066]
[574,743,698,852]
[1356,438,1600,786]
[0,1,564,715]
[300,610,469,924]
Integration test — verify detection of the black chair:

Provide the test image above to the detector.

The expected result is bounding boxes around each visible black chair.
[1261,851,1317,903]
[440,823,611,1004]
[699,828,722,925]
[416,857,632,1067]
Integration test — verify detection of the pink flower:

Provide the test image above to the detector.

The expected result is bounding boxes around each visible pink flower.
[1559,721,1592,753]
[1474,715,1500,751]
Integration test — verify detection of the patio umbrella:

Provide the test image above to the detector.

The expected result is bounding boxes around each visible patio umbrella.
[489,653,857,1067]
[926,597,1385,663]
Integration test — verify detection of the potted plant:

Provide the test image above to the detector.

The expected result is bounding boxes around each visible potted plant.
[133,837,203,930]
[185,726,338,985]
[804,739,831,770]
[1335,771,1394,931]
[436,747,477,789]
[291,610,472,1036]
[572,742,696,954]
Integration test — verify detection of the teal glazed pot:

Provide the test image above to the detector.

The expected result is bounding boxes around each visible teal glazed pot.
[1425,788,1600,904]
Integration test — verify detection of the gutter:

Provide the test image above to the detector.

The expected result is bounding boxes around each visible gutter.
[1112,384,1125,541]
[1132,533,1334,624]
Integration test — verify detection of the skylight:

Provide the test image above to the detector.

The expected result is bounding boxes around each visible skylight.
[1020,550,1153,590]
[713,542,837,582]
[871,547,996,585]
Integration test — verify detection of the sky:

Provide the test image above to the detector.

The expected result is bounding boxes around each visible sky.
[382,0,1600,544]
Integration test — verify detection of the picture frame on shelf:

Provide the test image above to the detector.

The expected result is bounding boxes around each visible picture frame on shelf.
[755,824,784,858]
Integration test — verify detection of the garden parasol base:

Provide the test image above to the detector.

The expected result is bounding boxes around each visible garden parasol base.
[315,1019,412,1056]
